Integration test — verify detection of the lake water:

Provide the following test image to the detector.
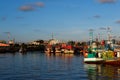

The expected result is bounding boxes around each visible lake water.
[0,52,120,80]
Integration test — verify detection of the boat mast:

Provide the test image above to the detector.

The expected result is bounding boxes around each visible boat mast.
[107,27,111,41]
[89,29,94,45]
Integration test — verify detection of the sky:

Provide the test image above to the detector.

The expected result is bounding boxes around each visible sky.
[0,0,120,42]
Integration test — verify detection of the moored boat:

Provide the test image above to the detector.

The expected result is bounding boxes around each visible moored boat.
[19,43,27,53]
[19,47,26,53]
[83,42,105,64]
[0,43,9,53]
[63,49,74,54]
[45,48,61,53]
[83,41,117,64]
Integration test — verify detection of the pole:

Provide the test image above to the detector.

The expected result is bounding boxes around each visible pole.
[89,29,94,45]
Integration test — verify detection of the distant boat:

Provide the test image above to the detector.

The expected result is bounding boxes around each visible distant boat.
[61,45,74,54]
[45,47,61,53]
[19,43,27,53]
[0,43,9,53]
[19,47,26,53]
[0,43,9,47]
[63,49,74,54]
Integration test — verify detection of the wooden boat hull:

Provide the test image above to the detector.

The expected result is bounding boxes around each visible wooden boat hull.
[104,59,120,66]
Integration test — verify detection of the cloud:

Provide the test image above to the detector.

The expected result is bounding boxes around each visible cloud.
[98,0,116,3]
[19,5,34,11]
[35,2,44,7]
[19,2,44,12]
[116,20,120,24]
[93,15,101,18]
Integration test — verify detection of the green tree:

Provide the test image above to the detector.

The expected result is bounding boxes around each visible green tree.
[67,41,75,46]
[36,40,44,44]
[0,40,6,43]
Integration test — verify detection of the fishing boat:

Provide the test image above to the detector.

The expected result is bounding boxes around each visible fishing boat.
[83,42,104,64]
[84,50,104,64]
[0,43,9,53]
[84,27,119,64]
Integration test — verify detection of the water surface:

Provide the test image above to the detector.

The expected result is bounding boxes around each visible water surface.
[0,52,120,80]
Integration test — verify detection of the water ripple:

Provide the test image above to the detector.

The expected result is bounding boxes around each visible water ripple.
[0,52,120,80]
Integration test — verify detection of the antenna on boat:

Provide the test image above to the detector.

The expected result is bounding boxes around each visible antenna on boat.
[99,27,106,41]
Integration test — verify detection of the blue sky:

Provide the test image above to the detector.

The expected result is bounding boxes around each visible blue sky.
[0,0,120,42]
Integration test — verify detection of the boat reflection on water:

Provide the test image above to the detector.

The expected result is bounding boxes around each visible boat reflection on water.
[100,65,120,79]
[84,64,100,80]
[45,53,75,68]
[45,52,74,57]
[84,63,120,80]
